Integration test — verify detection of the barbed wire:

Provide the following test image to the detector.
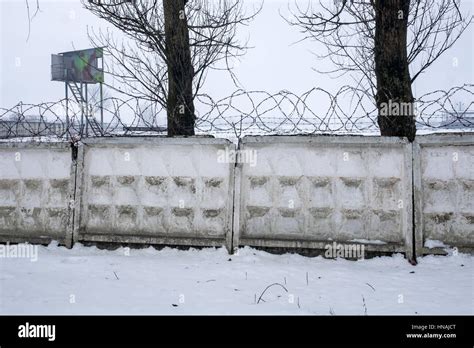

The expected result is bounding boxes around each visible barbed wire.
[1,84,472,141]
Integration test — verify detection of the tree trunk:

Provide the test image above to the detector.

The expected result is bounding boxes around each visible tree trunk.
[163,0,195,136]
[374,0,416,142]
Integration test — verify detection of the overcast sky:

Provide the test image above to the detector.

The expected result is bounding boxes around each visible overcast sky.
[1,0,473,111]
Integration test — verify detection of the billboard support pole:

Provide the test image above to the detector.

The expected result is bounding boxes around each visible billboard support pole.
[65,82,69,140]
[80,82,84,137]
[100,82,104,130]
[85,83,89,137]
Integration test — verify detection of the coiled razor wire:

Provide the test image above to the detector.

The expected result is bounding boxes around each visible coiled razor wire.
[0,84,472,141]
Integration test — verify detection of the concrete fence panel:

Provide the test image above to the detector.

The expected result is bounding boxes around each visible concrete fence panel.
[0,143,75,246]
[74,137,235,251]
[235,136,414,258]
[414,133,474,255]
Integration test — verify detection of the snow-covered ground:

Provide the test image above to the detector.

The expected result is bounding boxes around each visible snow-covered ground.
[0,242,471,315]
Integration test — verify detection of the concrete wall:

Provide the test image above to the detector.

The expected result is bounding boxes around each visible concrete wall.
[234,136,414,258]
[1,134,471,259]
[0,143,74,245]
[414,134,474,255]
[74,137,235,251]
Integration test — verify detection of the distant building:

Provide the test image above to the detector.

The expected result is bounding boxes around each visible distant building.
[0,114,66,139]
[122,126,167,134]
[439,111,474,129]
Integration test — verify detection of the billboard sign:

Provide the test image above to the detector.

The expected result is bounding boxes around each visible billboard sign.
[51,47,104,84]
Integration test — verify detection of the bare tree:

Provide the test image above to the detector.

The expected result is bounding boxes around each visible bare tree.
[83,0,261,136]
[288,0,472,141]
[24,0,41,41]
